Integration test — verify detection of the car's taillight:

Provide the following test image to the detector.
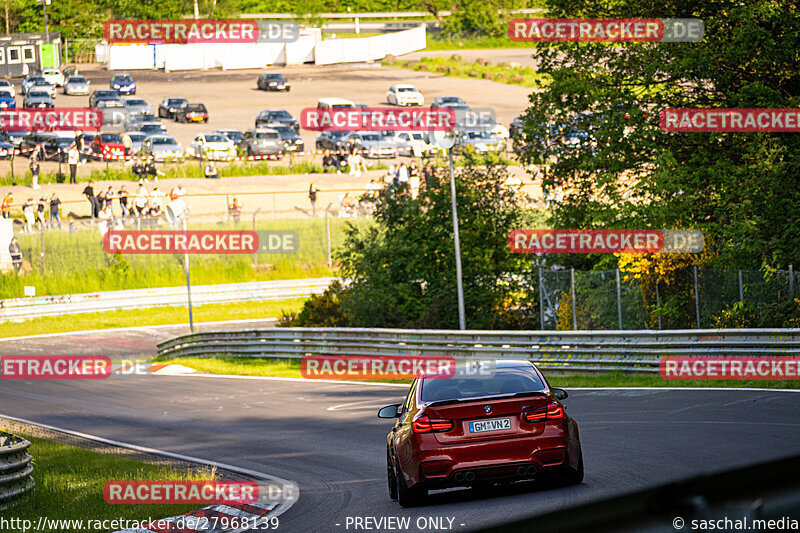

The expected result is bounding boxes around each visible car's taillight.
[524,401,564,422]
[412,415,453,433]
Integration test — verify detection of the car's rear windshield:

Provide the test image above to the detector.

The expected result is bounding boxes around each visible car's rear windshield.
[152,137,177,145]
[420,367,545,403]
[68,76,87,83]
[186,104,206,112]
[101,134,122,143]
[125,99,147,106]
[142,124,165,131]
[256,132,278,139]
[265,74,284,80]
[271,125,295,136]
[114,75,133,82]
[167,98,187,105]
[397,87,416,92]
[205,134,227,143]
[269,110,291,119]
[361,134,382,141]
[97,90,118,96]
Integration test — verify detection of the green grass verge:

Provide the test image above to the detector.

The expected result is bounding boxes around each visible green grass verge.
[0,159,324,186]
[0,298,306,339]
[0,430,215,532]
[152,356,800,389]
[1,217,367,299]
[385,55,549,88]
[425,35,543,50]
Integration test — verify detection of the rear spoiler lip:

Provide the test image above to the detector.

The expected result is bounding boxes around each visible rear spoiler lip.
[424,391,548,408]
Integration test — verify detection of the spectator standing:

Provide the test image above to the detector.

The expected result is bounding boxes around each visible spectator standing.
[22,198,35,232]
[36,197,46,228]
[83,180,99,218]
[8,237,22,272]
[397,162,409,184]
[1,191,12,219]
[173,183,186,198]
[49,194,62,230]
[68,143,80,184]
[118,186,129,219]
[97,203,113,235]
[422,162,436,189]
[308,183,319,216]
[230,197,242,224]
[95,187,107,215]
[122,132,132,157]
[409,164,421,200]
[104,186,115,212]
[134,181,149,216]
[29,146,41,189]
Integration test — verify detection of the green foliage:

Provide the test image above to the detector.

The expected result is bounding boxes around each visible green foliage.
[291,154,541,329]
[392,56,550,88]
[516,0,800,272]
[713,298,800,328]
[278,279,351,326]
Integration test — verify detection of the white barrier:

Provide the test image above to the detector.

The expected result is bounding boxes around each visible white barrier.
[101,24,425,70]
[108,45,155,70]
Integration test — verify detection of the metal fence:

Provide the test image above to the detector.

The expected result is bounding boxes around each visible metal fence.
[0,432,34,509]
[538,266,799,330]
[157,328,800,372]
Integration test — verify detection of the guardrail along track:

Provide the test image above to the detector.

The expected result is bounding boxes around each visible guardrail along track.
[157,328,800,372]
[0,278,336,322]
[0,432,35,509]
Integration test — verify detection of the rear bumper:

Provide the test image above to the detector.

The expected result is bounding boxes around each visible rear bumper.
[397,418,581,489]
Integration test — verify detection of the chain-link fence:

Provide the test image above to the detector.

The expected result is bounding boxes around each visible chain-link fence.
[538,266,799,330]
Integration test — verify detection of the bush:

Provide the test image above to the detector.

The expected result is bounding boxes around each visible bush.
[713,298,800,328]
[450,54,462,61]
[383,54,396,64]
[511,75,524,84]
[481,71,494,80]
[468,70,480,77]
[278,280,351,327]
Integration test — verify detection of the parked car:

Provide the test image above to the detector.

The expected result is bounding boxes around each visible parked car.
[21,76,45,95]
[255,109,299,133]
[122,97,154,117]
[386,84,424,106]
[189,133,236,159]
[317,97,356,110]
[41,134,77,162]
[110,73,136,95]
[237,128,284,158]
[385,131,439,157]
[315,130,351,151]
[23,90,54,108]
[96,99,127,129]
[431,95,467,109]
[257,73,290,91]
[4,130,27,149]
[124,131,148,155]
[89,89,121,108]
[142,134,184,162]
[175,103,208,123]
[28,79,56,99]
[343,131,398,158]
[0,90,15,109]
[0,133,14,158]
[42,68,65,87]
[455,127,505,153]
[212,129,244,144]
[0,80,16,98]
[266,123,304,153]
[158,97,189,119]
[127,114,162,130]
[91,132,126,160]
[63,75,91,95]
[139,122,168,136]
[20,132,54,154]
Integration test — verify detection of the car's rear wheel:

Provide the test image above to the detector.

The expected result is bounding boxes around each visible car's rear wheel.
[394,452,426,507]
[387,451,398,501]
[564,449,584,485]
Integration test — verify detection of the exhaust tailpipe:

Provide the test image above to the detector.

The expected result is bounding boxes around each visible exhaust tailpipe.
[454,472,465,482]
[526,465,538,476]
[516,466,528,476]
[464,472,475,482]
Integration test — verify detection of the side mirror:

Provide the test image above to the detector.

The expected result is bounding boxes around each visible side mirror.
[377,404,401,419]
[552,388,568,401]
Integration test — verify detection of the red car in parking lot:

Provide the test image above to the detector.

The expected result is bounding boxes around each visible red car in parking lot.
[91,133,126,160]
[378,360,583,506]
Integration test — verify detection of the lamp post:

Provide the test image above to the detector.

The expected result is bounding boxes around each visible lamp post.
[35,0,50,42]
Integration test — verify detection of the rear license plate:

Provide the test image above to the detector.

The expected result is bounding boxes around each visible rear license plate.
[468,418,511,433]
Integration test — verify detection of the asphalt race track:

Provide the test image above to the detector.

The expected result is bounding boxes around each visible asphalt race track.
[2,373,800,533]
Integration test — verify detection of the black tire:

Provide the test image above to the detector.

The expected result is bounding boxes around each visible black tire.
[394,452,426,507]
[564,449,584,485]
[387,451,398,501]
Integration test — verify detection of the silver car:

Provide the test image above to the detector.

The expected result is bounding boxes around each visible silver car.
[96,99,128,129]
[0,80,16,98]
[143,134,184,162]
[63,75,90,95]
[344,131,398,158]
[123,97,154,117]
[23,90,54,108]
[29,79,56,99]
[238,128,284,158]
[456,128,505,153]
[124,131,148,154]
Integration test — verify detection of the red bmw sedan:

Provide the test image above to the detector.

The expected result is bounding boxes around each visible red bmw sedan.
[378,360,583,506]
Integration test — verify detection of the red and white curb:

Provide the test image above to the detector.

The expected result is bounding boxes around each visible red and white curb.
[115,501,277,533]
[0,414,299,533]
